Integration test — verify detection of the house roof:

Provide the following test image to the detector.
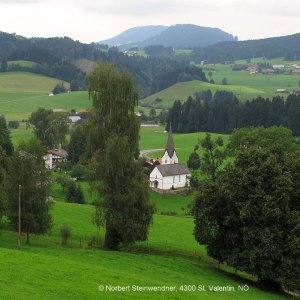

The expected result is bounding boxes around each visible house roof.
[156,164,191,177]
[47,149,68,158]
[165,125,175,157]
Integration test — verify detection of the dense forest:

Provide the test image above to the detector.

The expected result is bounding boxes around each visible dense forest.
[167,91,300,136]
[191,33,300,63]
[0,31,206,97]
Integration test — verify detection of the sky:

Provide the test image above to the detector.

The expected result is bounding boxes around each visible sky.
[0,0,299,43]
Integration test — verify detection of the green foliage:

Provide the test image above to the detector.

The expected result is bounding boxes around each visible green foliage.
[92,200,105,232]
[88,63,154,249]
[192,33,300,62]
[0,147,8,224]
[198,133,226,181]
[71,164,86,179]
[222,77,228,85]
[228,126,299,153]
[66,181,85,204]
[187,151,200,170]
[29,108,69,149]
[0,115,14,156]
[193,146,300,292]
[6,137,52,243]
[0,60,7,72]
[8,120,19,129]
[102,136,154,249]
[168,93,300,135]
[60,223,71,246]
[52,82,68,95]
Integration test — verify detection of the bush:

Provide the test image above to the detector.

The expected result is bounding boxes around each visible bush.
[71,164,86,179]
[66,182,85,204]
[60,224,71,246]
[8,120,20,129]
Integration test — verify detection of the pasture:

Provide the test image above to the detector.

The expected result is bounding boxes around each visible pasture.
[139,125,229,163]
[142,57,300,108]
[0,200,286,300]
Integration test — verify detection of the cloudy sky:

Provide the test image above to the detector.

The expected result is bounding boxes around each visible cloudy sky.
[0,0,299,43]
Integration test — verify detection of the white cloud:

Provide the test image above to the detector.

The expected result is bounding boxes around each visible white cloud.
[0,0,42,3]
[0,0,299,43]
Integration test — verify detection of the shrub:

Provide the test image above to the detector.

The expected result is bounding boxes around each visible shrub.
[66,182,85,204]
[8,120,20,129]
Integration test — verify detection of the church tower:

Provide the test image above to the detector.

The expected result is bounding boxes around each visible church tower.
[161,125,179,165]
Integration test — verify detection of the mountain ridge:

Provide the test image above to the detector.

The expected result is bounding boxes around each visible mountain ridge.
[98,24,237,49]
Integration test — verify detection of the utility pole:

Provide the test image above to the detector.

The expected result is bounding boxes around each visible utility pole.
[18,184,21,249]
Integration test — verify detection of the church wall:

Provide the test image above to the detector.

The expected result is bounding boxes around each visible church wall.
[149,168,163,189]
[161,174,189,190]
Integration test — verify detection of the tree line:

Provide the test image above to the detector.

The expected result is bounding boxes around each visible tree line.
[167,91,300,136]
[191,32,300,63]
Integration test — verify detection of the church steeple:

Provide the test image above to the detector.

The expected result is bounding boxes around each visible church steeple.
[161,123,179,165]
[165,123,175,158]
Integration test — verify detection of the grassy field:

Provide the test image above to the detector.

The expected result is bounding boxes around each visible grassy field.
[0,200,286,300]
[2,125,287,299]
[142,57,300,108]
[142,80,265,108]
[0,72,78,121]
[139,125,229,163]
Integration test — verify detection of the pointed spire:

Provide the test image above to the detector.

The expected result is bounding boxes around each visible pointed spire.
[165,123,175,158]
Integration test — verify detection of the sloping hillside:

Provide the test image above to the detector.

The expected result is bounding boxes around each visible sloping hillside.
[98,25,167,46]
[0,71,69,94]
[142,80,264,108]
[139,24,236,48]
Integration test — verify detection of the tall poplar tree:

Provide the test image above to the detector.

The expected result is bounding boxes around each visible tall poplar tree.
[88,62,154,249]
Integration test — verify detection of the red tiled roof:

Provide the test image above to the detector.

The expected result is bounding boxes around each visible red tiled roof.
[47,149,68,158]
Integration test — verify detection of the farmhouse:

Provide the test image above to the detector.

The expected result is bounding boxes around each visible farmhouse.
[149,127,190,190]
[44,149,68,169]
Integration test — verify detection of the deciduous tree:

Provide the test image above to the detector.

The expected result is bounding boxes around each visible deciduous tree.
[7,138,52,243]
[88,62,154,249]
[193,146,300,291]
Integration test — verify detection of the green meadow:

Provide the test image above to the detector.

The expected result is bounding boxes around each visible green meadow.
[139,125,229,163]
[143,58,300,108]
[142,80,263,108]
[0,200,286,300]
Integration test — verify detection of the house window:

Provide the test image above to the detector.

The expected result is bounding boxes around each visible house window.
[173,176,175,183]
[156,175,157,179]
[179,175,181,182]
[165,159,167,163]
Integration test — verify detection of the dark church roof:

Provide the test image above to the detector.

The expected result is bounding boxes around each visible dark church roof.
[165,125,175,157]
[156,164,191,177]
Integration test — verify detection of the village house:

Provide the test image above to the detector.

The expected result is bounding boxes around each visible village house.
[246,65,259,74]
[44,149,68,169]
[149,127,191,190]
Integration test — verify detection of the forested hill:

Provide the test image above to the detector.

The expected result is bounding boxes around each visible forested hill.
[105,24,236,49]
[98,25,167,47]
[193,33,300,63]
[138,24,236,49]
[0,32,207,97]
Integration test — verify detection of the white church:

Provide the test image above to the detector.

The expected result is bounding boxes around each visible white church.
[149,127,191,190]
